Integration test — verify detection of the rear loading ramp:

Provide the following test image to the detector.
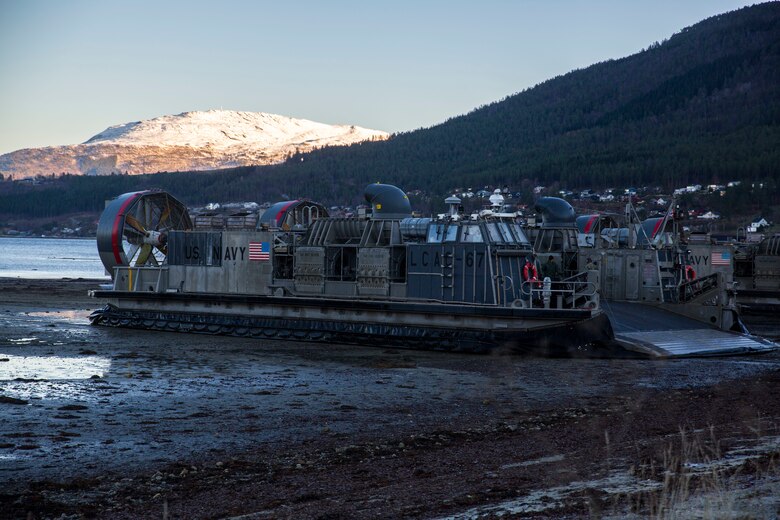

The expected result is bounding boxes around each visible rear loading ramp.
[604,301,778,358]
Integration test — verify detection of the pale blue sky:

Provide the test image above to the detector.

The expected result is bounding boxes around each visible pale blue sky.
[0,0,760,154]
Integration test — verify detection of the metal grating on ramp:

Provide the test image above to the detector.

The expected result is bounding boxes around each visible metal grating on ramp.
[616,329,778,358]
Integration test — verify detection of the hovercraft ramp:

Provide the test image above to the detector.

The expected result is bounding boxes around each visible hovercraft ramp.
[604,301,778,358]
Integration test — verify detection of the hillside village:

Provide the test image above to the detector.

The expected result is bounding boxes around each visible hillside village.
[1,173,774,242]
[449,180,753,218]
[445,180,775,238]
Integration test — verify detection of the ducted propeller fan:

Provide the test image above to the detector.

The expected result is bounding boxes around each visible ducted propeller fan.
[96,190,192,278]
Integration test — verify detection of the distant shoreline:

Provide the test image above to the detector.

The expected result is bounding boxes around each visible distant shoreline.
[0,235,95,240]
[0,276,106,280]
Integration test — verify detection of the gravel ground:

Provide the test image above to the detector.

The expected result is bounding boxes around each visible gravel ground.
[1,278,779,519]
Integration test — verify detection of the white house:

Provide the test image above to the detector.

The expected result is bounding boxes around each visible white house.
[747,217,769,233]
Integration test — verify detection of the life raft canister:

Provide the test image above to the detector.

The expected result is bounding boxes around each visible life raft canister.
[684,265,696,281]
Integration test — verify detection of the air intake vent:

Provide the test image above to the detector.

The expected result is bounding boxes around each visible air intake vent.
[364,184,412,219]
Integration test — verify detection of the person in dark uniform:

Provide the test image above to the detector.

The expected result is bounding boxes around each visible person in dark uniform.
[541,255,562,280]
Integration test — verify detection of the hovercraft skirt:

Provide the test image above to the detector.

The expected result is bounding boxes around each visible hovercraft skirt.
[89,298,613,356]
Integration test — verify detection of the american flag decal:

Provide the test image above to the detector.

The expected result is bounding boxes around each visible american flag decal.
[249,241,270,261]
[711,251,731,266]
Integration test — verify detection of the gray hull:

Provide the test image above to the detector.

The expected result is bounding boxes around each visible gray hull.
[89,290,614,356]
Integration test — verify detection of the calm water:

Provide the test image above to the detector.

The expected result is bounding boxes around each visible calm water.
[0,237,108,279]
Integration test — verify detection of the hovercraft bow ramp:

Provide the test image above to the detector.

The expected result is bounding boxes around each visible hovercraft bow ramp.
[605,301,778,358]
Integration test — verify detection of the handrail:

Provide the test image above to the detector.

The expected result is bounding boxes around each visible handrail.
[675,272,719,303]
[518,278,599,310]
[562,271,589,284]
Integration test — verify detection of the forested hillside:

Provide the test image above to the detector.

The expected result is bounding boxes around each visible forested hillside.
[1,2,778,218]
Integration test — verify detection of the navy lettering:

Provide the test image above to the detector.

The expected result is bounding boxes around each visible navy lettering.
[686,254,709,266]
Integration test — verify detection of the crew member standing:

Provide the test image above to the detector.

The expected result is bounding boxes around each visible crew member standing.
[541,255,562,281]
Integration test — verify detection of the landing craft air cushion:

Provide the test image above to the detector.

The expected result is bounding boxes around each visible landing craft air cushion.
[89,184,613,355]
[89,184,777,357]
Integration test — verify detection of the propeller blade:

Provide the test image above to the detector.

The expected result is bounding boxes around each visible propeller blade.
[125,214,147,234]
[135,244,153,265]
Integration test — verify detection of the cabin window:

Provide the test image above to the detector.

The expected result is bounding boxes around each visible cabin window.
[444,225,459,242]
[498,222,515,243]
[426,223,445,243]
[461,225,483,243]
[485,223,504,243]
[512,224,530,244]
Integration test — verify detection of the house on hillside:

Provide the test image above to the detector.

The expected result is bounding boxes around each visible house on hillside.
[747,217,770,233]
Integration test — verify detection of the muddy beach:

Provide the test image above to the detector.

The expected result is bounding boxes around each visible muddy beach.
[1,278,779,519]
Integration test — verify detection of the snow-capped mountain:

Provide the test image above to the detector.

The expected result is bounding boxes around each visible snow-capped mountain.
[0,110,389,179]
